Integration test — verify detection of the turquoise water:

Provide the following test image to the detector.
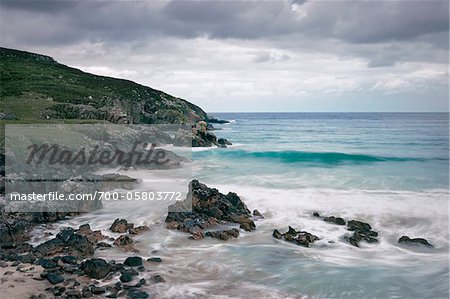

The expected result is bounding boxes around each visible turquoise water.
[190,113,449,298]
[194,113,449,191]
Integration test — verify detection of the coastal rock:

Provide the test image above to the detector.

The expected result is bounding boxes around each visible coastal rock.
[398,236,433,248]
[324,216,346,226]
[252,209,263,217]
[32,227,95,258]
[205,229,240,241]
[127,288,149,298]
[124,256,143,267]
[110,219,134,233]
[80,258,113,279]
[345,220,378,247]
[128,225,149,235]
[46,273,65,285]
[217,138,232,148]
[165,180,255,239]
[120,271,133,283]
[114,235,133,246]
[272,226,319,247]
[76,224,107,244]
[146,257,162,263]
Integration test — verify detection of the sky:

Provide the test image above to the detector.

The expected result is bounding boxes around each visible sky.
[0,0,448,112]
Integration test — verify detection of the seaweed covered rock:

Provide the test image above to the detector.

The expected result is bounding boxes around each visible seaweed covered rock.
[272,226,319,247]
[165,180,255,239]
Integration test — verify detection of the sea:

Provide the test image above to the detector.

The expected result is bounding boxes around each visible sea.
[35,112,449,299]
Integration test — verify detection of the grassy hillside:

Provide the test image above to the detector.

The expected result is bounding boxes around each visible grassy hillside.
[0,47,208,124]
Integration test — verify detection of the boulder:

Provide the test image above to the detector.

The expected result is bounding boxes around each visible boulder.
[80,258,113,279]
[124,256,143,267]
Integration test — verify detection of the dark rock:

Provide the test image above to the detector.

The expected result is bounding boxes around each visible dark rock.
[345,220,378,247]
[65,290,82,298]
[252,209,263,217]
[110,219,134,233]
[46,273,65,284]
[96,242,112,248]
[128,226,149,235]
[217,138,232,147]
[120,271,133,283]
[324,216,346,226]
[81,258,113,279]
[205,228,239,241]
[114,282,122,291]
[82,291,93,298]
[33,238,65,257]
[90,286,106,294]
[38,258,58,269]
[76,224,106,244]
[124,256,143,267]
[137,266,145,272]
[49,286,66,296]
[347,220,372,232]
[66,233,95,256]
[272,226,319,247]
[113,235,133,246]
[272,229,282,239]
[56,228,75,242]
[313,212,320,217]
[135,278,147,287]
[127,288,149,299]
[398,236,433,248]
[188,231,204,240]
[61,255,78,265]
[18,253,35,264]
[166,180,254,238]
[146,257,162,263]
[151,274,165,283]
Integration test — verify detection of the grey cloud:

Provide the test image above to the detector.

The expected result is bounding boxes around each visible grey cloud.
[1,0,447,46]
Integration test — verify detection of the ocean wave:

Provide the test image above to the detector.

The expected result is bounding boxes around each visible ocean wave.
[194,149,445,165]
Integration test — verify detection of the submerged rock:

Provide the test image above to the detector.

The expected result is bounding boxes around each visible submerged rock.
[272,226,319,247]
[324,216,346,226]
[165,180,256,239]
[398,236,433,248]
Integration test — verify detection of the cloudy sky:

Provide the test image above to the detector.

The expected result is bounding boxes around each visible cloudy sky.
[1,0,448,112]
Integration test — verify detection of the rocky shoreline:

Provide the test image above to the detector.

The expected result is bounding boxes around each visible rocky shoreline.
[0,180,436,298]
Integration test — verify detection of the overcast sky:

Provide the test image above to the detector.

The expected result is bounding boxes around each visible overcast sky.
[1,0,448,112]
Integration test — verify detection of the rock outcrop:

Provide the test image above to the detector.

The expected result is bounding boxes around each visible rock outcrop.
[165,180,255,239]
[272,226,319,247]
[345,220,378,247]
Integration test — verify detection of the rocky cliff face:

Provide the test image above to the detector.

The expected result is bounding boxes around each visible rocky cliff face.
[0,47,207,124]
